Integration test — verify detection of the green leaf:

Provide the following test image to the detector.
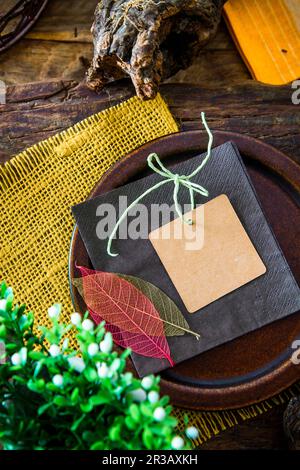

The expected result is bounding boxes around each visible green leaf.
[121,348,132,359]
[35,379,45,391]
[8,365,22,372]
[71,414,86,432]
[84,367,98,382]
[0,311,9,321]
[4,287,13,300]
[125,416,136,430]
[27,339,39,351]
[5,343,18,351]
[11,375,25,384]
[142,428,153,449]
[38,403,52,416]
[18,313,31,332]
[160,396,169,406]
[53,395,68,407]
[89,393,111,406]
[118,274,200,339]
[33,361,43,378]
[5,293,14,310]
[46,383,59,392]
[29,351,46,361]
[129,404,140,422]
[165,405,172,414]
[0,281,7,298]
[11,306,21,321]
[82,431,94,442]
[71,387,80,404]
[90,441,105,450]
[183,413,189,426]
[80,402,93,413]
[150,425,171,437]
[17,304,26,315]
[109,424,121,441]
[163,416,178,427]
[140,403,153,417]
[27,379,45,393]
[0,324,6,338]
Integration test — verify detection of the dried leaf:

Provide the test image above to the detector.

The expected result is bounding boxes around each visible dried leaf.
[118,274,200,339]
[73,266,174,366]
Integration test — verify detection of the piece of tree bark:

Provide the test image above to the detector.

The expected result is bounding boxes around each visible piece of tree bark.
[87,0,227,99]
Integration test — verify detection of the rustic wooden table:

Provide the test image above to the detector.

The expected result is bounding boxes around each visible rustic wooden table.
[0,0,299,449]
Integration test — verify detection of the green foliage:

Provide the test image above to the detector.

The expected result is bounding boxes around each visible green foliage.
[0,282,194,450]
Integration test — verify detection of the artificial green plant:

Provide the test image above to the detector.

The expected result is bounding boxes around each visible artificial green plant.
[0,282,198,450]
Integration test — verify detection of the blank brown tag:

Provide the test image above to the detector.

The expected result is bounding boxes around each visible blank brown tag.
[149,194,266,313]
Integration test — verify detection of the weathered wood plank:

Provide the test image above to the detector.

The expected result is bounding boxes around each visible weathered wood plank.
[0,39,93,84]
[165,48,250,85]
[1,80,298,164]
[0,0,243,87]
[161,83,300,162]
[0,42,246,86]
[23,0,233,48]
[25,0,95,43]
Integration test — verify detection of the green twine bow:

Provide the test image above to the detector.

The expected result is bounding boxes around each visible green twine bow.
[107,111,213,257]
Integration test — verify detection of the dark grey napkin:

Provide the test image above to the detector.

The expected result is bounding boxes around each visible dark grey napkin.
[72,142,300,376]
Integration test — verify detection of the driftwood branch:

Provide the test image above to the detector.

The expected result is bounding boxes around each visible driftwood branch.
[87,0,226,99]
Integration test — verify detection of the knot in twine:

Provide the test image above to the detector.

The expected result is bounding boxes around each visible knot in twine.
[107,112,213,256]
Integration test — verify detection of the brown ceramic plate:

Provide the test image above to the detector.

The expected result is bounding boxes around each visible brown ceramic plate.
[69,130,300,410]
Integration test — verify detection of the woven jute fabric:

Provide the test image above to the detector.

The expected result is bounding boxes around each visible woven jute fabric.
[0,93,177,330]
[0,93,298,446]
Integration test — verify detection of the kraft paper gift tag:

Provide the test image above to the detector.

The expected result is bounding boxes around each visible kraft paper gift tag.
[72,142,300,376]
[149,194,266,313]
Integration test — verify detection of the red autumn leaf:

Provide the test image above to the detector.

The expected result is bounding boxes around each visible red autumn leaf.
[75,266,174,366]
[89,307,168,361]
[86,302,166,361]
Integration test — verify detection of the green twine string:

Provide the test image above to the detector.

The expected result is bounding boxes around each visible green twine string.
[107,112,213,257]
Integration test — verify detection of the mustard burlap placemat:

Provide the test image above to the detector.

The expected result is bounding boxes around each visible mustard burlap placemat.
[0,93,299,447]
